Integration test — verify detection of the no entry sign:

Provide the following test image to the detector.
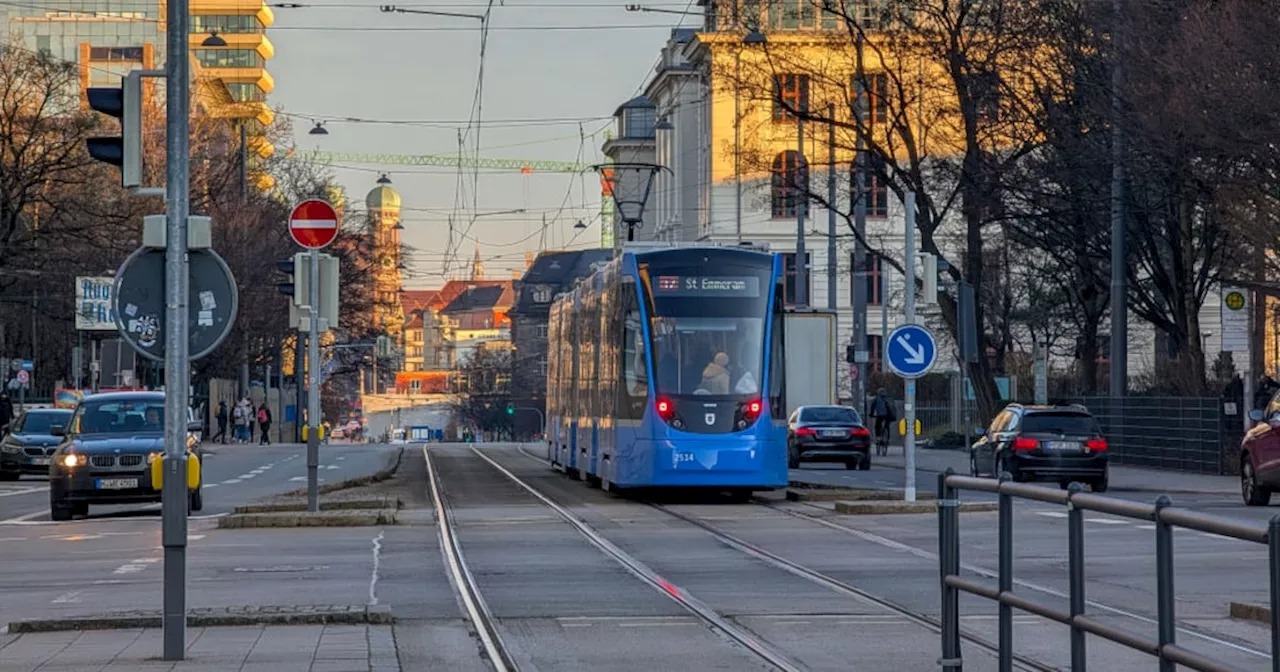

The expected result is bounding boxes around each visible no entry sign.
[289,199,339,249]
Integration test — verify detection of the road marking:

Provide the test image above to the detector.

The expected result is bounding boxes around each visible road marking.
[189,535,205,541]
[51,591,82,604]
[1033,511,1068,519]
[369,530,384,606]
[2,510,48,524]
[1085,517,1129,525]
[204,483,219,488]
[324,465,339,470]
[0,486,45,498]
[0,536,27,542]
[222,479,242,484]
[1136,524,1156,530]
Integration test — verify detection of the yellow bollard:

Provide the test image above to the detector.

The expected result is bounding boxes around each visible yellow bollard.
[897,418,922,436]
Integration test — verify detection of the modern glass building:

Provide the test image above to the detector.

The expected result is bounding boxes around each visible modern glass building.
[4,0,276,185]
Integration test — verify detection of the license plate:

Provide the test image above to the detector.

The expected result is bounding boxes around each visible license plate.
[31,458,48,466]
[1045,441,1081,451]
[821,430,847,438]
[96,478,138,490]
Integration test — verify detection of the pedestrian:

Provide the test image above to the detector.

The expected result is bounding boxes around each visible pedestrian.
[0,392,11,437]
[1256,375,1279,411]
[212,400,228,444]
[257,403,272,445]
[233,397,250,443]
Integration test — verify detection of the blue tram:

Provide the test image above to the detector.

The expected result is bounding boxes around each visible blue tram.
[544,245,789,494]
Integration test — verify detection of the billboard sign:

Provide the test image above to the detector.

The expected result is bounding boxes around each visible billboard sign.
[75,276,116,330]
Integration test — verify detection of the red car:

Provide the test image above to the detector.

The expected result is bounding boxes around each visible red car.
[1241,408,1280,505]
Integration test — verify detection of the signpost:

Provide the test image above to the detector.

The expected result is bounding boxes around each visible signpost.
[289,199,338,514]
[887,191,935,503]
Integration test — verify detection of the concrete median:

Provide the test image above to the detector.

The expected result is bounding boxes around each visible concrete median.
[833,499,999,515]
[787,487,937,502]
[217,509,398,528]
[7,604,394,633]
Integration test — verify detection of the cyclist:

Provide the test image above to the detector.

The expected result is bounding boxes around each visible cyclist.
[868,388,896,455]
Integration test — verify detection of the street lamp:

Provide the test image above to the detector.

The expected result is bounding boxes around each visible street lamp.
[591,162,669,242]
[377,173,392,185]
[201,31,227,47]
[574,219,588,230]
[309,121,328,136]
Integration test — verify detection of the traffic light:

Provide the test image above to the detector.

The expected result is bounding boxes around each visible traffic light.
[506,403,515,415]
[275,258,296,298]
[918,252,938,305]
[85,71,143,189]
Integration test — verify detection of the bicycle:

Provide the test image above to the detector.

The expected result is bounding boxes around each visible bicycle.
[874,419,891,456]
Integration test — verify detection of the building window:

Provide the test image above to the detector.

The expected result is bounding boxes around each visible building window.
[771,151,808,218]
[89,46,143,61]
[972,70,1000,123]
[535,324,549,340]
[538,354,549,378]
[35,35,51,56]
[531,285,552,303]
[781,253,811,306]
[852,72,889,126]
[867,334,883,373]
[622,106,656,140]
[865,254,883,305]
[854,151,889,219]
[409,380,422,394]
[194,49,262,68]
[765,0,816,30]
[190,15,263,34]
[773,74,809,122]
[226,83,264,102]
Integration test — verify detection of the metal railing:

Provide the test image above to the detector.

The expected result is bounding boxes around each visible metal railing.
[936,468,1279,672]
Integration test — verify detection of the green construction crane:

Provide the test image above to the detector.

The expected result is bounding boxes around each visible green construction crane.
[304,150,591,174]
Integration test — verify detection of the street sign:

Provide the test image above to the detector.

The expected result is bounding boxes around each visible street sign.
[113,247,239,362]
[1221,285,1248,353]
[15,370,29,385]
[885,324,937,379]
[289,199,340,250]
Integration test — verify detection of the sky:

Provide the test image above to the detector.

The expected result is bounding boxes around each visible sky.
[266,0,696,288]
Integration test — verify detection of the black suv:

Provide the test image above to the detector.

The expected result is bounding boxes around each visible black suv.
[969,403,1109,491]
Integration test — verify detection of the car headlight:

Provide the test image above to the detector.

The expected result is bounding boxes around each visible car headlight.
[1,442,20,454]
[62,453,87,468]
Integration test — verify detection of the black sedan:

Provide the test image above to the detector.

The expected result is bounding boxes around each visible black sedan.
[48,392,203,521]
[0,408,74,479]
[787,405,872,470]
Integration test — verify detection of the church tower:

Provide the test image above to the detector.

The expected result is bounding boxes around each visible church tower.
[470,245,484,281]
[365,174,405,338]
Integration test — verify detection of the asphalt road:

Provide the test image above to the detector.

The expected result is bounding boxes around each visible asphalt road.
[0,441,395,523]
[3,442,1272,671]
[0,443,400,627]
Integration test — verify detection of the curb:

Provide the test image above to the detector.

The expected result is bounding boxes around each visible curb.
[792,464,1232,497]
[281,446,405,498]
[1229,601,1270,624]
[833,500,999,515]
[217,510,397,529]
[787,488,937,502]
[7,604,394,633]
[234,497,401,514]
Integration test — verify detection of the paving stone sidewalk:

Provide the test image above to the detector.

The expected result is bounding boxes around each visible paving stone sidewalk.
[0,624,400,672]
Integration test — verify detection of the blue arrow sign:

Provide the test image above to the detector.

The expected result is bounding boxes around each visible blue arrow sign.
[885,324,937,379]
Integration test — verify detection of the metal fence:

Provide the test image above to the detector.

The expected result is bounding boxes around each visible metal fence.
[936,469,1278,672]
[1072,396,1241,475]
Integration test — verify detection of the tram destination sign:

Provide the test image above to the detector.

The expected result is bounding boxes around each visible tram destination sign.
[653,275,760,297]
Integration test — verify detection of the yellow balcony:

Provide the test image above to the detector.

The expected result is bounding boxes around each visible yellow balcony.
[248,134,274,159]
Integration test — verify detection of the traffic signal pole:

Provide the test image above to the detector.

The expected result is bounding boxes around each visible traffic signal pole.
[307,247,321,513]
[161,0,192,659]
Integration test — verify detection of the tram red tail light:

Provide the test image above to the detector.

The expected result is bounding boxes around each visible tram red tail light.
[744,398,763,423]
[655,397,675,421]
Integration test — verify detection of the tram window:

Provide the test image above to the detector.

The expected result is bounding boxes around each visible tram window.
[651,316,764,396]
[623,311,648,397]
[770,282,786,419]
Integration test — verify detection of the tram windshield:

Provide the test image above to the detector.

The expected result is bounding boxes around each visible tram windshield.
[639,254,773,397]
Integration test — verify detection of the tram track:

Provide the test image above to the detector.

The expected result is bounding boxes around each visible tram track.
[504,445,1052,670]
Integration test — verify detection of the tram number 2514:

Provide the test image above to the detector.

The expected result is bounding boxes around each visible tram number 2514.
[673,452,695,464]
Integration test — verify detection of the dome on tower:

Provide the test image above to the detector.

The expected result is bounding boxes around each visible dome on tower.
[365,184,401,211]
